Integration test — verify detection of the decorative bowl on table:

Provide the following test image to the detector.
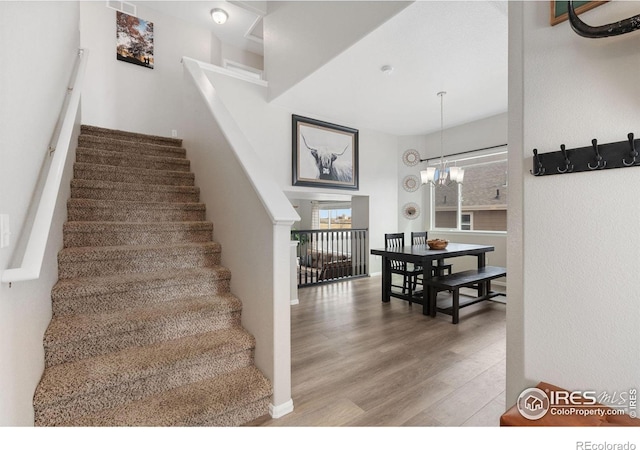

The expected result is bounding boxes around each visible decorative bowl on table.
[427,239,449,250]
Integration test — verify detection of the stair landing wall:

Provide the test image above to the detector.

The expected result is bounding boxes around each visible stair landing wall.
[182,71,294,411]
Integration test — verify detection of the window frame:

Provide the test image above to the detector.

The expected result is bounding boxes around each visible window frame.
[427,147,508,234]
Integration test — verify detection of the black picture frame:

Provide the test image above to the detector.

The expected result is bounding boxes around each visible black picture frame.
[292,115,359,190]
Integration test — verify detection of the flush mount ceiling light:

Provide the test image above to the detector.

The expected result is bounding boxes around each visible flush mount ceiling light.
[380,65,394,75]
[421,91,465,186]
[211,8,228,25]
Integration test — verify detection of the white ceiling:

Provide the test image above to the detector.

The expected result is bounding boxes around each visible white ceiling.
[138,1,266,55]
[138,1,508,136]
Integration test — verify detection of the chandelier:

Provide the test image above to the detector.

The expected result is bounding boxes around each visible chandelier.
[420,91,464,186]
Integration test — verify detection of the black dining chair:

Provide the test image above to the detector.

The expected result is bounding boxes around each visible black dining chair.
[385,233,422,305]
[411,231,452,278]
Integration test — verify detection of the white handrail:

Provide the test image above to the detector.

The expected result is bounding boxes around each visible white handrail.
[182,56,299,226]
[1,49,89,284]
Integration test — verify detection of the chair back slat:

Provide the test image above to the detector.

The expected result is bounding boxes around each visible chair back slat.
[385,232,404,248]
[411,231,428,246]
[385,233,406,270]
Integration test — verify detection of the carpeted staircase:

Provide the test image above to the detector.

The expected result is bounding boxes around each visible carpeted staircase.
[33,125,272,426]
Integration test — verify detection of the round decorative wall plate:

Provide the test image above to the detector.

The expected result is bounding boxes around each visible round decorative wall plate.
[402,175,420,192]
[402,149,421,166]
[402,202,420,220]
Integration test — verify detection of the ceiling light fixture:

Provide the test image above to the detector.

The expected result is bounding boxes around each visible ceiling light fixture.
[211,8,228,25]
[380,65,394,75]
[421,91,464,186]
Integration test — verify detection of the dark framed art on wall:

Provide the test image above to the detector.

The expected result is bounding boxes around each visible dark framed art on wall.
[292,115,359,190]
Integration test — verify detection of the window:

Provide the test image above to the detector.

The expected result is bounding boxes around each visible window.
[312,202,352,229]
[430,148,507,232]
[461,212,473,231]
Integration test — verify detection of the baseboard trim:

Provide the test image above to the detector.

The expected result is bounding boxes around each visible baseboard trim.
[290,298,299,305]
[269,399,294,418]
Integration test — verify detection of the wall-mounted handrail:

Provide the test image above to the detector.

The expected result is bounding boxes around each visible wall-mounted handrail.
[1,49,89,284]
[181,56,299,226]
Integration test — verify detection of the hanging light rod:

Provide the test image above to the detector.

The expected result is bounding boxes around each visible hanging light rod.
[420,143,508,163]
[421,91,465,186]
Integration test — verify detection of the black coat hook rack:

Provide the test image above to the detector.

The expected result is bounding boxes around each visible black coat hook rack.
[531,133,639,176]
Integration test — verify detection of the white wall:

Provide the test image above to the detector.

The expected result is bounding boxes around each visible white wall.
[204,70,398,275]
[79,1,217,137]
[0,1,80,426]
[264,0,412,100]
[181,74,284,411]
[290,199,314,230]
[507,1,640,406]
[221,43,264,71]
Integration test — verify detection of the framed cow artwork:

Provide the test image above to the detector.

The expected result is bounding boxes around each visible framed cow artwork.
[292,115,359,190]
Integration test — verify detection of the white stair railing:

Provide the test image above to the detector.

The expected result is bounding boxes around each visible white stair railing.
[1,49,89,285]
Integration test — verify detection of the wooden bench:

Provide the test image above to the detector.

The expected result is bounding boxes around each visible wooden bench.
[425,266,506,323]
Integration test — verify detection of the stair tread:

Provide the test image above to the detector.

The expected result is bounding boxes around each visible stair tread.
[68,198,205,210]
[59,366,272,426]
[44,293,242,346]
[52,266,230,298]
[77,146,189,163]
[71,178,199,194]
[64,220,212,230]
[79,134,187,158]
[77,147,190,167]
[74,161,194,181]
[59,242,220,262]
[81,125,183,147]
[35,326,254,405]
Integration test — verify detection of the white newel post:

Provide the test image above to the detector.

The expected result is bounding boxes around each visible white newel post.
[290,240,299,306]
[269,223,295,419]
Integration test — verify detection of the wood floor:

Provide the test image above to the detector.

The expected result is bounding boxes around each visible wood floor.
[248,275,507,427]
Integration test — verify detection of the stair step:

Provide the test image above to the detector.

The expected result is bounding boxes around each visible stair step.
[52,267,231,316]
[55,366,272,426]
[34,327,256,426]
[63,221,213,247]
[74,162,195,186]
[58,242,220,279]
[71,179,200,203]
[81,124,183,148]
[78,134,187,159]
[67,199,206,222]
[44,294,243,367]
[76,148,190,173]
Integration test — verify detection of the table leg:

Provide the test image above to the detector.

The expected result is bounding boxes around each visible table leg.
[422,261,431,315]
[477,253,487,297]
[382,257,391,302]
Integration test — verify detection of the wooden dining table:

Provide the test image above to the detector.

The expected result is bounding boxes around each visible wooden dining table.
[370,242,495,316]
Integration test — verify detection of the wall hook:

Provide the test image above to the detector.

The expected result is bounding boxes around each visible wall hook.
[622,133,638,167]
[587,138,607,170]
[557,144,574,173]
[530,149,545,176]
